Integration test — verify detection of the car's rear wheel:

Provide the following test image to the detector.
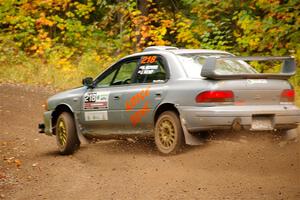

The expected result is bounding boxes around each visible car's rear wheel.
[56,112,80,155]
[154,111,184,155]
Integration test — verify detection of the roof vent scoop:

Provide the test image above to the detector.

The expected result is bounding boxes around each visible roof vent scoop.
[143,46,179,52]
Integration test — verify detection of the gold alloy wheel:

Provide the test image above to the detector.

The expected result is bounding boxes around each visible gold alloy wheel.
[55,112,80,155]
[158,119,176,148]
[57,119,67,146]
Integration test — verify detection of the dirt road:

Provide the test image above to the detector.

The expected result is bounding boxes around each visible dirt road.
[0,83,299,200]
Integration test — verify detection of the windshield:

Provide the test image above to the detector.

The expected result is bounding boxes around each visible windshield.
[176,54,257,78]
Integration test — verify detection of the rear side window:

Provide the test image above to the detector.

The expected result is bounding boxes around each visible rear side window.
[215,59,257,75]
[177,54,257,78]
[134,55,167,83]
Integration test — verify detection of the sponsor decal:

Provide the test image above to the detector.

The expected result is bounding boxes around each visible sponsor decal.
[84,111,108,121]
[125,87,151,126]
[125,87,150,111]
[129,102,150,127]
[84,91,109,110]
[137,65,159,75]
[247,79,267,84]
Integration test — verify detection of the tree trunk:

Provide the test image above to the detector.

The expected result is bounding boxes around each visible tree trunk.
[137,0,148,16]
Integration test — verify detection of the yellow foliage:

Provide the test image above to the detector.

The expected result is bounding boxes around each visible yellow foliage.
[249,37,260,48]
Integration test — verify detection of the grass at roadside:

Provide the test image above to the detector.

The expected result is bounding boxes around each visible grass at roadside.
[0,52,118,89]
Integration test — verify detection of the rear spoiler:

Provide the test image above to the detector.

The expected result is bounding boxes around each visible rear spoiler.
[201,56,296,80]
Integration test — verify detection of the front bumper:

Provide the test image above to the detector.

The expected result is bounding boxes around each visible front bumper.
[38,110,53,136]
[178,105,300,133]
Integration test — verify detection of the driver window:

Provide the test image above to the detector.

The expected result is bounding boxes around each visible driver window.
[96,69,116,87]
[96,59,139,87]
[111,60,138,85]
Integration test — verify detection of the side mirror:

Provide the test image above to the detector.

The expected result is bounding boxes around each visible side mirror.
[82,77,94,88]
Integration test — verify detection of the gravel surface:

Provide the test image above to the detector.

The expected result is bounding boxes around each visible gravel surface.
[0,83,299,200]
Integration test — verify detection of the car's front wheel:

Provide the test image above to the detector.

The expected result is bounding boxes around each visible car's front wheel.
[56,112,80,155]
[154,111,184,155]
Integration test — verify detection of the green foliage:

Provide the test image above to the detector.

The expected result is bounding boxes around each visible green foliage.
[0,0,299,93]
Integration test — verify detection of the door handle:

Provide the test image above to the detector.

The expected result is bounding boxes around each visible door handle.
[155,93,162,100]
[113,96,120,100]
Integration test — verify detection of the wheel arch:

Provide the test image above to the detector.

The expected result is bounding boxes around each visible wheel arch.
[154,103,180,125]
[51,104,74,135]
[153,103,204,146]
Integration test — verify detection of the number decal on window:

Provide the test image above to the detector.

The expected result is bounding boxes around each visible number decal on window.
[141,56,157,64]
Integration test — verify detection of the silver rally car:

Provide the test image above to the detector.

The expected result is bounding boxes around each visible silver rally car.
[39,46,300,155]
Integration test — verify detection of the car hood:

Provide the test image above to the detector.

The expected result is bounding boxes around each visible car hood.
[49,86,86,100]
[47,86,87,110]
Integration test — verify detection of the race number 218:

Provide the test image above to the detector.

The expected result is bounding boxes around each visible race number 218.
[84,93,97,102]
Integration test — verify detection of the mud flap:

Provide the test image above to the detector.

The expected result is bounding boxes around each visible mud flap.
[180,117,204,145]
[74,113,89,145]
[284,127,299,141]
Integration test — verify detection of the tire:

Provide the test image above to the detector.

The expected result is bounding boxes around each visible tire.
[55,112,80,155]
[154,111,184,155]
